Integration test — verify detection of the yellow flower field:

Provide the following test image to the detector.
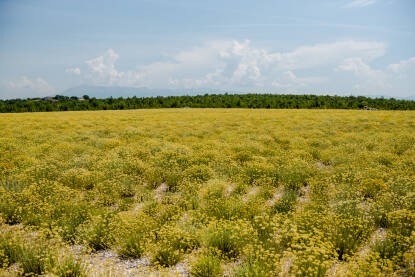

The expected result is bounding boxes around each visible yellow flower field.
[1,109,414,276]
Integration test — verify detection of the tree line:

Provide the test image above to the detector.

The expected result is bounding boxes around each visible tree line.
[1,94,415,113]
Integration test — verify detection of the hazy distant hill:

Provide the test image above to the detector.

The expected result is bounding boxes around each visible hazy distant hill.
[60,86,415,100]
[62,86,216,98]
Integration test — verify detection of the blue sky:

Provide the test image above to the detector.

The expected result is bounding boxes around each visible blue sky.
[0,0,414,99]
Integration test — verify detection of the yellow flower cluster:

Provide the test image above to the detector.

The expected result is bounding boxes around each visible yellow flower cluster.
[0,109,414,276]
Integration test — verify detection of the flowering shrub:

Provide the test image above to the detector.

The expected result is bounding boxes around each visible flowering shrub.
[0,109,414,275]
[190,251,223,277]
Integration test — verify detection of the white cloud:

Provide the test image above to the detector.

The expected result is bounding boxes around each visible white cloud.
[156,40,384,89]
[65,67,81,75]
[336,57,390,91]
[85,48,144,86]
[272,71,327,91]
[3,39,413,99]
[4,76,54,99]
[275,40,385,70]
[344,0,376,8]
[337,57,383,78]
[334,55,415,95]
[388,56,415,78]
[80,39,386,92]
[85,49,124,85]
[8,76,54,93]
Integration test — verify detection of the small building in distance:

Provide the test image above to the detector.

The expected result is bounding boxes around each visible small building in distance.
[43,96,57,102]
[361,106,379,110]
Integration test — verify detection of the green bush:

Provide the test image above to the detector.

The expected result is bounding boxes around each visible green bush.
[235,259,270,277]
[205,225,239,258]
[373,233,411,262]
[142,200,183,225]
[184,164,214,183]
[290,233,337,277]
[152,245,183,267]
[0,190,21,224]
[59,168,99,190]
[235,243,279,277]
[203,197,241,220]
[330,200,372,260]
[18,245,53,275]
[0,248,8,269]
[359,178,386,199]
[372,195,395,228]
[54,254,87,277]
[77,212,118,251]
[52,202,90,243]
[118,232,147,259]
[157,225,199,253]
[204,220,253,259]
[272,189,297,213]
[0,227,16,267]
[242,161,277,187]
[373,209,415,265]
[151,225,199,267]
[191,253,222,277]
[388,209,415,237]
[278,164,312,191]
[115,211,156,259]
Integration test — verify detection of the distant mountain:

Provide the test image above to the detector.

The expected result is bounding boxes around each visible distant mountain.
[365,95,415,100]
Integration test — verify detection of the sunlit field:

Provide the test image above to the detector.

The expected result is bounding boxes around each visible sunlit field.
[1,109,414,276]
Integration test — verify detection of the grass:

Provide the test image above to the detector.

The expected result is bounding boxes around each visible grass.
[0,225,60,275]
[204,220,247,259]
[190,252,222,277]
[117,232,147,259]
[0,109,414,275]
[54,254,87,277]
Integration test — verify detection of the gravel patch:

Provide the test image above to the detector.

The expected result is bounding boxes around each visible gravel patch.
[85,250,190,276]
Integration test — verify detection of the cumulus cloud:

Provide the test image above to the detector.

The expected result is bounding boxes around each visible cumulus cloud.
[85,49,124,85]
[272,71,327,91]
[65,67,81,75]
[8,76,54,93]
[3,39,412,99]
[337,57,383,78]
[4,76,54,99]
[84,48,144,86]
[388,56,415,78]
[275,40,385,70]
[336,57,390,91]
[82,40,386,91]
[157,40,383,89]
[344,0,376,8]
